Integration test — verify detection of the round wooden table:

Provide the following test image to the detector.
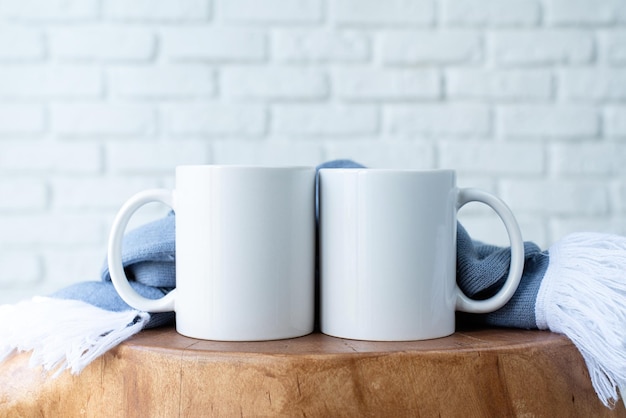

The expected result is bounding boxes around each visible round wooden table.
[1,327,623,417]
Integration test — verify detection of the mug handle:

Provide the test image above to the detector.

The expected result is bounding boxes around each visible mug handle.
[108,189,177,313]
[455,188,524,314]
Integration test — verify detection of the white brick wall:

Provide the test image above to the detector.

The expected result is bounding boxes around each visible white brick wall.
[491,30,595,65]
[0,0,625,303]
[380,30,483,64]
[50,26,155,61]
[161,27,266,61]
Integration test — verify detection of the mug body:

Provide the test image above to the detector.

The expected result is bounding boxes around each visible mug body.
[174,165,315,340]
[319,169,457,341]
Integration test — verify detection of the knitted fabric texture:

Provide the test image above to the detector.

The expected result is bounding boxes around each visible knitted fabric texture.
[456,224,550,329]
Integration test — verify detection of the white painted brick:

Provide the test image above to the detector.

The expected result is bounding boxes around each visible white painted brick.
[439,141,544,174]
[0,104,45,135]
[560,69,626,101]
[222,67,328,100]
[0,142,102,174]
[380,30,482,64]
[162,27,266,61]
[272,104,378,136]
[0,26,44,60]
[272,29,369,62]
[608,180,625,217]
[546,0,626,25]
[600,30,626,65]
[615,181,626,213]
[51,176,161,210]
[500,179,609,215]
[446,69,552,101]
[611,182,624,217]
[491,30,594,65]
[42,249,106,287]
[106,140,210,173]
[0,65,101,99]
[218,0,322,23]
[0,0,98,20]
[497,105,598,139]
[331,0,434,25]
[0,288,47,304]
[549,143,626,175]
[108,65,215,98]
[442,0,540,26]
[513,216,549,249]
[0,179,48,211]
[213,141,324,166]
[0,214,104,246]
[325,141,435,169]
[104,0,210,21]
[502,211,549,247]
[605,106,626,138]
[162,103,266,136]
[334,68,440,100]
[0,253,41,286]
[50,25,154,61]
[384,104,490,137]
[51,103,155,137]
[550,218,624,242]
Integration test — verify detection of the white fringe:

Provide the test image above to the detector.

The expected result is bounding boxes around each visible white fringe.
[536,232,626,409]
[0,297,149,377]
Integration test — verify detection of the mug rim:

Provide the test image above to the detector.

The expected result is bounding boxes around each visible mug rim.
[176,164,315,171]
[319,168,455,175]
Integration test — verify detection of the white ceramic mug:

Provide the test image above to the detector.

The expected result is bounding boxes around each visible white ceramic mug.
[108,165,316,341]
[319,169,524,341]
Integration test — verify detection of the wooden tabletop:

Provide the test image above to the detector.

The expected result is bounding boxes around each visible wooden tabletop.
[1,327,624,417]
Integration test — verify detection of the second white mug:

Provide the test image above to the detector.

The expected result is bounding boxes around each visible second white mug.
[319,168,524,341]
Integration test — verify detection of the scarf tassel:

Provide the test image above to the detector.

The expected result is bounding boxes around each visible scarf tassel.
[0,297,149,377]
[536,232,626,409]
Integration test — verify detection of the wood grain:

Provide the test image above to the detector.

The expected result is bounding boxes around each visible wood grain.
[1,327,624,417]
